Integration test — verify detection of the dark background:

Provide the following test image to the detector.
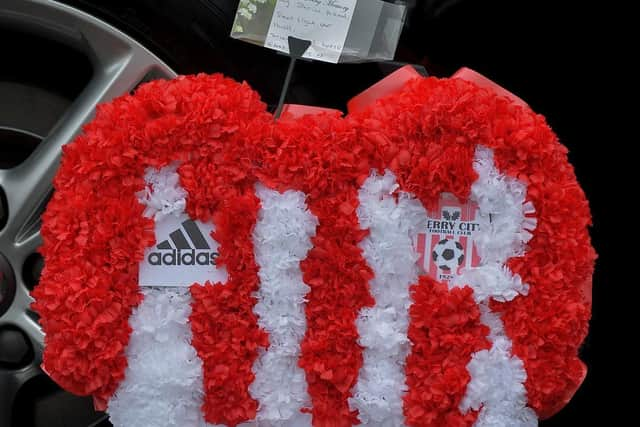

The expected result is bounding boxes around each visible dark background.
[407,2,613,424]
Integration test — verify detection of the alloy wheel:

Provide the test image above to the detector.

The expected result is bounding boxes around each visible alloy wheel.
[0,1,175,425]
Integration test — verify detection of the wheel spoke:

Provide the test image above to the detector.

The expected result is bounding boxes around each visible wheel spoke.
[1,1,176,424]
[1,51,159,242]
[13,228,42,258]
[2,282,43,349]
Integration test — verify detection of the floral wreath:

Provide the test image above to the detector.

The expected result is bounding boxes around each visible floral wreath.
[33,68,594,427]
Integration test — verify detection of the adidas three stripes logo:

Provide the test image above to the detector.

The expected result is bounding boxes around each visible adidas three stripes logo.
[156,219,212,250]
[146,218,219,268]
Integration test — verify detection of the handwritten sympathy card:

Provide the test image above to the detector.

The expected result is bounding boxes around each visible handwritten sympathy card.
[232,0,358,63]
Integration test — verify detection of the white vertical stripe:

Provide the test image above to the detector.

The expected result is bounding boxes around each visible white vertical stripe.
[453,146,538,426]
[107,288,212,427]
[108,164,212,427]
[248,184,317,426]
[350,170,427,426]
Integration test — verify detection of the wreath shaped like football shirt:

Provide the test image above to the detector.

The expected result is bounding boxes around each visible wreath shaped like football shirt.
[33,70,594,427]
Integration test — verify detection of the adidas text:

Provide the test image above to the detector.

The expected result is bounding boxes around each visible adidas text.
[147,249,218,266]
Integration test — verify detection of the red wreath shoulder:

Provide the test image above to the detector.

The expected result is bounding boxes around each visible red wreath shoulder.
[31,74,272,413]
[349,75,595,420]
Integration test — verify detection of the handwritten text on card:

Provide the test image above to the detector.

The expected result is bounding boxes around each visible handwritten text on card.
[264,0,357,63]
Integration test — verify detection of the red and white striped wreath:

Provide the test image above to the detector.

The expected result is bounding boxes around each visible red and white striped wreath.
[32,68,595,427]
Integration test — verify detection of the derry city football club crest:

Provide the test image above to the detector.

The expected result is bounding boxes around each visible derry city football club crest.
[416,193,481,282]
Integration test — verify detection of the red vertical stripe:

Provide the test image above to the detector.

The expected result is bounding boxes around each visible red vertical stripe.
[182,163,269,426]
[299,190,375,427]
[257,112,380,426]
[416,233,427,271]
[427,233,438,278]
[404,276,490,426]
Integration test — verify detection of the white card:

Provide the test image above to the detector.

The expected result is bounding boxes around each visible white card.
[264,0,358,63]
[138,214,227,287]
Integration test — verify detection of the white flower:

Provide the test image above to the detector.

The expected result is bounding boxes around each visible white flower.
[239,7,252,19]
[237,0,270,21]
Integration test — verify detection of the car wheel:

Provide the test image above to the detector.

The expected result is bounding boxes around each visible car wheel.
[0,1,180,426]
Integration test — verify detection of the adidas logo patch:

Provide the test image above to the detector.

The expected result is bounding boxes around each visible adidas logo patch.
[139,214,226,287]
[148,219,219,266]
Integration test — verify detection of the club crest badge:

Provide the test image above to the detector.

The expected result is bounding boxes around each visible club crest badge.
[415,193,481,282]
